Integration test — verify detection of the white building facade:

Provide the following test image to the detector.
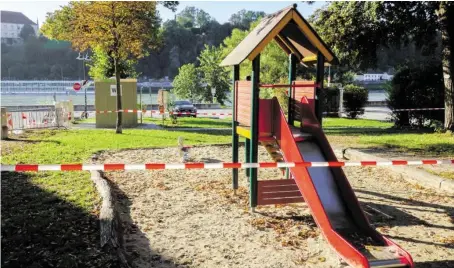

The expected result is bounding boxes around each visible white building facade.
[1,11,38,45]
[354,72,394,82]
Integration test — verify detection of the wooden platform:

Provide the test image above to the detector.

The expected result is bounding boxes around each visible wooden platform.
[236,125,272,140]
[257,179,304,206]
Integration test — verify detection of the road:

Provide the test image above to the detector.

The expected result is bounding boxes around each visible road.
[74,106,393,121]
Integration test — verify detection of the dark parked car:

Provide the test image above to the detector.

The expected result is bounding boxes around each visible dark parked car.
[173,100,197,117]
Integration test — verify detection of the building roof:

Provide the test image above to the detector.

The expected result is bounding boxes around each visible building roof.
[220,4,337,66]
[1,11,36,25]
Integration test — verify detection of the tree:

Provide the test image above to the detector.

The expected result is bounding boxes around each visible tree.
[198,45,230,104]
[228,10,266,30]
[88,46,138,80]
[19,24,36,41]
[220,20,288,97]
[176,6,213,29]
[42,2,163,133]
[310,1,454,130]
[172,63,203,101]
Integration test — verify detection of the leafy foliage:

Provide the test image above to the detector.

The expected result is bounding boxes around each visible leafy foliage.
[176,6,212,29]
[322,86,341,117]
[310,1,454,129]
[172,63,203,101]
[198,45,230,104]
[87,46,138,79]
[343,84,368,119]
[228,10,266,30]
[19,24,36,41]
[1,36,80,80]
[42,1,163,133]
[220,19,288,96]
[387,65,444,127]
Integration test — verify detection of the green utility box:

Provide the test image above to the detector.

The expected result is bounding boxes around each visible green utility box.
[95,79,138,128]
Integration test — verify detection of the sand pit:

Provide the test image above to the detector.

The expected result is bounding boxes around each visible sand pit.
[97,145,454,268]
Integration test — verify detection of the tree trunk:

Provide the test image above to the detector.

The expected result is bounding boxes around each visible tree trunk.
[115,57,122,134]
[439,2,454,131]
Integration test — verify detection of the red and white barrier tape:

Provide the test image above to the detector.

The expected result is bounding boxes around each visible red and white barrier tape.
[392,108,444,112]
[323,107,445,114]
[2,160,452,172]
[94,110,232,116]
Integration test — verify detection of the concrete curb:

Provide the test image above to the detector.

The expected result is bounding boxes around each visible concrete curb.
[90,170,130,268]
[339,148,454,194]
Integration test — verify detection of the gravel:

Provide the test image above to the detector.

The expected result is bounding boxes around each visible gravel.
[97,145,454,268]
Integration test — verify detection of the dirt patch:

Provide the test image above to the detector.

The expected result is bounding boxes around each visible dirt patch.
[98,145,454,267]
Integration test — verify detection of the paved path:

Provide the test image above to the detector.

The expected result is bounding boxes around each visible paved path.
[75,106,393,121]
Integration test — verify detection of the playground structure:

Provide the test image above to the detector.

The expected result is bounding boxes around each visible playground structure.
[221,4,414,268]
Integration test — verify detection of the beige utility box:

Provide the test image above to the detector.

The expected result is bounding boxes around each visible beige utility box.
[95,79,138,128]
[1,107,8,139]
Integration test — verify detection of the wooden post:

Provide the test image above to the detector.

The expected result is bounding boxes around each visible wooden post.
[249,54,260,210]
[232,65,240,192]
[288,53,297,125]
[286,54,297,180]
[315,51,325,125]
[140,86,143,124]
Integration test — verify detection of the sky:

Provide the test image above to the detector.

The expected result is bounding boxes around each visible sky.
[0,1,326,28]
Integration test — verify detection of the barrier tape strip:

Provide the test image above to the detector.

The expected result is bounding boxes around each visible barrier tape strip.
[322,107,445,114]
[94,110,233,116]
[2,160,452,172]
[392,108,445,112]
[91,107,445,115]
[259,83,320,88]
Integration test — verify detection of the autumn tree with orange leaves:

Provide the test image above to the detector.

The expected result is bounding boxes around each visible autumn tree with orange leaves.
[43,1,178,133]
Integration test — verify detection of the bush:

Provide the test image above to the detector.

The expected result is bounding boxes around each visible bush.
[387,65,444,127]
[322,86,341,117]
[343,84,368,119]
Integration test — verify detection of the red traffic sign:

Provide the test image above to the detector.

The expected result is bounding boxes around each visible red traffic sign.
[73,82,81,91]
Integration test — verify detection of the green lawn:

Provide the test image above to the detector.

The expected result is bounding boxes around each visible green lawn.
[322,118,454,157]
[76,116,232,129]
[1,128,231,267]
[143,116,232,128]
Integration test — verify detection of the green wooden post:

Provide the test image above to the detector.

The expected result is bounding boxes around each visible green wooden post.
[315,51,325,125]
[286,54,296,180]
[232,65,240,193]
[287,53,297,125]
[249,54,260,210]
[245,138,250,177]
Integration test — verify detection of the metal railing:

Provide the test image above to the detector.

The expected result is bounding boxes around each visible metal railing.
[7,108,71,130]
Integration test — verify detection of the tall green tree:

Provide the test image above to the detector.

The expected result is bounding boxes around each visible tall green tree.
[228,10,266,30]
[172,63,203,101]
[19,24,36,41]
[220,20,288,97]
[42,1,163,133]
[310,1,454,130]
[176,6,213,29]
[198,45,230,104]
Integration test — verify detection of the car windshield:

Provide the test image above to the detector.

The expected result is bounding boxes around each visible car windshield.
[175,101,192,106]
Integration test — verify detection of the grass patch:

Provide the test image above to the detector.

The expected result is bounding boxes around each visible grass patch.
[1,128,230,267]
[76,116,232,129]
[322,118,454,157]
[143,116,232,128]
[323,118,393,128]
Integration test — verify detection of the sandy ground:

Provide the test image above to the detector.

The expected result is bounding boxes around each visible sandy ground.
[97,145,454,268]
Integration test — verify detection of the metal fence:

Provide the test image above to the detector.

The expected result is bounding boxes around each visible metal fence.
[7,108,71,130]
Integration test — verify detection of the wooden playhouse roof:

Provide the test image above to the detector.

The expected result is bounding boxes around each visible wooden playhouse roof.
[220,4,337,66]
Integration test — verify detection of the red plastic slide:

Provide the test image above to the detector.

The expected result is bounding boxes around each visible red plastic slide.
[272,97,414,268]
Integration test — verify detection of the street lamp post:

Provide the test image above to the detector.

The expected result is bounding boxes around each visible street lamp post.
[76,53,91,118]
[211,87,216,103]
